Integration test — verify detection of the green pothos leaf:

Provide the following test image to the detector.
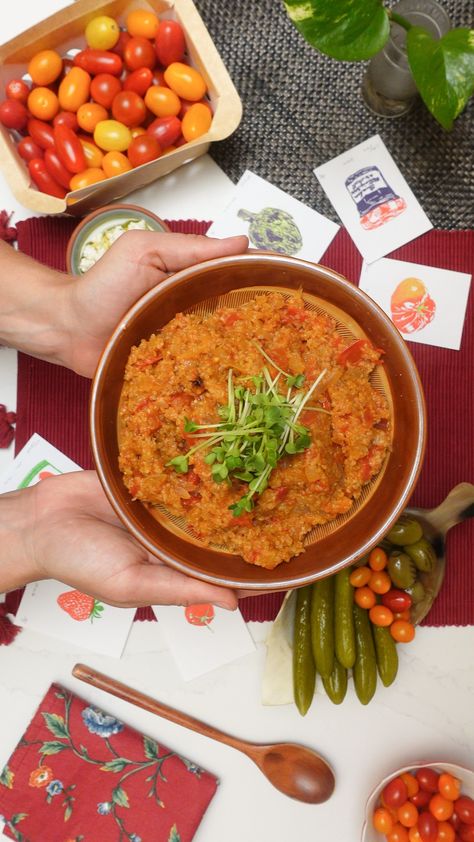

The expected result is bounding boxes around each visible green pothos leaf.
[407,26,474,130]
[168,824,181,842]
[283,0,390,61]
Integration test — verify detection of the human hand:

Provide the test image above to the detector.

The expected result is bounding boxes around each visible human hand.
[63,231,248,378]
[24,471,238,609]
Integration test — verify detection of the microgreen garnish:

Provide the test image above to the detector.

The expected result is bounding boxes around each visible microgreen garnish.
[166,362,328,517]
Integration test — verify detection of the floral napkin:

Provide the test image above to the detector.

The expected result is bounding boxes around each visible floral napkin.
[0,684,218,842]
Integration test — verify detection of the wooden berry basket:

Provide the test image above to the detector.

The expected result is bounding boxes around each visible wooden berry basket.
[0,0,242,215]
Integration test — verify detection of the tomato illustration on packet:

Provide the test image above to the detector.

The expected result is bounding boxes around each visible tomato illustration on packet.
[57,589,104,622]
[184,603,215,629]
[390,277,436,334]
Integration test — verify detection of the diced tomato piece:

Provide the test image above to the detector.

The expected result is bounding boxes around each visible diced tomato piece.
[229,512,253,528]
[280,305,308,324]
[364,408,373,424]
[187,470,201,486]
[337,339,370,366]
[133,397,153,413]
[275,486,289,502]
[181,491,202,508]
[135,354,162,369]
[299,410,314,426]
[170,392,194,407]
[220,310,242,327]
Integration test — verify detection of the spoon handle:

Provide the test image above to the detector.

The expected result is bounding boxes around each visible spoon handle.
[72,663,246,754]
[423,482,474,536]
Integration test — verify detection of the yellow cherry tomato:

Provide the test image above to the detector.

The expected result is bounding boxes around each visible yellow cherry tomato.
[85,15,120,50]
[79,138,104,168]
[130,126,146,138]
[145,85,181,118]
[102,150,133,177]
[181,102,212,141]
[163,62,207,101]
[27,87,59,121]
[69,167,107,191]
[94,119,132,151]
[126,9,159,38]
[77,102,109,133]
[28,50,63,86]
[58,67,91,112]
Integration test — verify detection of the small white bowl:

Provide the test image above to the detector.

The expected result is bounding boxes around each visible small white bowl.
[361,761,474,841]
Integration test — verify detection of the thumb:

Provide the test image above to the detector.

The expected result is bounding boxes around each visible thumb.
[144,232,249,274]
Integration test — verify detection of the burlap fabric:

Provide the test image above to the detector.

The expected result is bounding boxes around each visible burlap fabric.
[196,0,474,229]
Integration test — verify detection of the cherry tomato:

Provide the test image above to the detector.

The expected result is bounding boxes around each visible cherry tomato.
[373,806,394,834]
[17,136,43,162]
[58,67,91,112]
[94,119,132,152]
[397,801,418,828]
[455,798,474,825]
[77,102,108,133]
[27,87,59,121]
[459,825,474,842]
[147,115,181,147]
[74,49,123,77]
[369,604,394,627]
[430,794,454,822]
[110,30,131,59]
[387,824,410,842]
[155,20,185,66]
[411,790,431,809]
[369,546,388,571]
[349,566,371,587]
[179,97,212,118]
[27,118,55,149]
[28,50,63,86]
[123,67,153,96]
[382,589,413,613]
[127,134,161,167]
[437,822,456,842]
[391,619,415,643]
[401,773,419,798]
[384,777,409,810]
[85,15,120,50]
[28,158,66,198]
[5,79,30,104]
[127,9,159,38]
[354,586,376,609]
[124,36,156,71]
[53,124,86,174]
[44,147,72,189]
[131,126,146,138]
[452,812,462,831]
[69,167,106,191]
[407,829,422,842]
[417,768,440,794]
[102,150,132,177]
[164,62,206,101]
[438,775,462,802]
[181,101,212,140]
[394,609,412,621]
[416,811,438,842]
[78,137,104,168]
[53,111,78,132]
[369,570,392,594]
[145,85,181,118]
[112,90,146,127]
[90,73,122,109]
[151,69,167,87]
[0,99,28,130]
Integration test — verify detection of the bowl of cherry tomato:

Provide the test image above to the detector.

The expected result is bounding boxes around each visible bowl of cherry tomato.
[362,762,474,842]
[0,0,242,215]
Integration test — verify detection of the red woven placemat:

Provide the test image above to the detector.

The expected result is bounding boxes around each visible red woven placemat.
[11,218,474,626]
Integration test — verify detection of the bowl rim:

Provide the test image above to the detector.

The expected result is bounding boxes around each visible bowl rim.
[65,203,171,274]
[90,252,427,589]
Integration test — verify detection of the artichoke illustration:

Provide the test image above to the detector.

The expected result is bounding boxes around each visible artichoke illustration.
[237,207,303,255]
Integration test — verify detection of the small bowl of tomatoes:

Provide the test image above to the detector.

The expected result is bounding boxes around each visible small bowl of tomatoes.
[362,762,474,842]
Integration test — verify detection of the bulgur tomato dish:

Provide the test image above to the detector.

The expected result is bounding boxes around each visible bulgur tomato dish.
[118,292,391,569]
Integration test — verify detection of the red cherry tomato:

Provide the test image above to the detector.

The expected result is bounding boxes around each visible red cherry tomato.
[5,79,30,104]
[124,36,156,71]
[90,73,122,109]
[74,49,123,77]
[17,136,43,162]
[53,111,79,132]
[411,790,431,809]
[459,825,474,842]
[155,20,185,66]
[44,147,73,189]
[28,158,66,198]
[417,811,439,842]
[127,134,161,167]
[0,99,28,130]
[111,30,131,58]
[112,90,146,127]
[27,118,55,149]
[383,777,409,810]
[123,67,153,96]
[417,768,441,794]
[151,69,167,87]
[382,589,413,613]
[147,115,181,147]
[455,798,474,825]
[53,124,86,174]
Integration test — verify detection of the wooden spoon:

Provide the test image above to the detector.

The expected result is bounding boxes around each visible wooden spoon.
[72,662,335,804]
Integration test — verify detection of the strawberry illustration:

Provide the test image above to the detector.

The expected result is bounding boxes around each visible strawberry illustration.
[57,590,104,622]
[184,603,215,629]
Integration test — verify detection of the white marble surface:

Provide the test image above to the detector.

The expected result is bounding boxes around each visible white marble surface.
[0,4,473,842]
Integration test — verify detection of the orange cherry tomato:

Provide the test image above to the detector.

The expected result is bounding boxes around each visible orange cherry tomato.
[77,102,109,134]
[438,774,461,802]
[179,96,212,118]
[369,605,394,627]
[58,67,91,112]
[387,824,410,842]
[181,102,212,141]
[390,620,416,643]
[429,794,454,822]
[407,828,422,842]
[349,566,371,587]
[69,167,106,191]
[354,586,376,609]
[145,85,181,118]
[398,802,419,828]
[373,807,394,834]
[393,609,412,621]
[28,50,63,86]
[78,138,104,168]
[369,546,388,571]
[126,9,159,38]
[102,150,132,177]
[27,87,59,121]
[436,822,456,842]
[130,126,146,138]
[369,570,392,594]
[164,62,207,101]
[400,773,419,798]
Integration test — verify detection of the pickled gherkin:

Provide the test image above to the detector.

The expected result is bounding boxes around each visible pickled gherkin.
[293,586,316,716]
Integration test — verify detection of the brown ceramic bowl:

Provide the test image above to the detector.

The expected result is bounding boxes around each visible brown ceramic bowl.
[90,253,426,590]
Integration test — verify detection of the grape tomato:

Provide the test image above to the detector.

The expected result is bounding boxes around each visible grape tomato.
[58,67,91,112]
[124,36,156,71]
[127,9,159,39]
[94,119,132,152]
[28,50,63,86]
[0,99,28,130]
[417,768,441,793]
[147,115,181,147]
[44,148,73,189]
[28,158,66,198]
[53,111,79,132]
[53,124,86,174]
[27,118,55,149]
[102,150,132,176]
[382,589,413,613]
[145,85,181,117]
[383,777,409,809]
[417,811,438,842]
[90,73,122,109]
[455,797,474,825]
[164,62,206,101]
[181,102,212,140]
[74,49,123,77]
[69,167,106,191]
[439,774,462,802]
[155,20,186,66]
[17,136,43,162]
